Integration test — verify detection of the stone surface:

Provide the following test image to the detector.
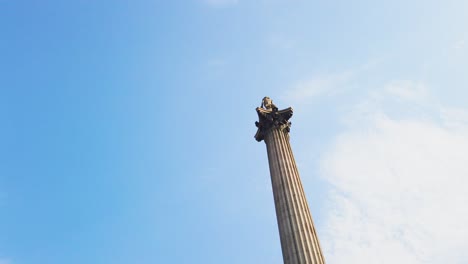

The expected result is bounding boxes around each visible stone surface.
[255,97,325,264]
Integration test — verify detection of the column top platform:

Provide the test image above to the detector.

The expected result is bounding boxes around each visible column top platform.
[254,97,293,142]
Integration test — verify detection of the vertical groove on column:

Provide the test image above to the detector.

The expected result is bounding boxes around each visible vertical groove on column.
[283,136,317,264]
[264,127,325,264]
[290,155,323,263]
[274,129,300,264]
[281,130,316,264]
[277,129,310,264]
[285,137,325,264]
[266,130,295,263]
[266,132,286,259]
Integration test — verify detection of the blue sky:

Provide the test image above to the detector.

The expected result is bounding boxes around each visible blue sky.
[1,1,468,263]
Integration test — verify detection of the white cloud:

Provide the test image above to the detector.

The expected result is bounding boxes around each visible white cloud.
[283,71,354,104]
[440,107,468,128]
[283,61,379,105]
[319,83,468,263]
[0,259,11,264]
[384,80,428,102]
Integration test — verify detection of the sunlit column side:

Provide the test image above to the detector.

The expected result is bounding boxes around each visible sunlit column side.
[255,97,325,264]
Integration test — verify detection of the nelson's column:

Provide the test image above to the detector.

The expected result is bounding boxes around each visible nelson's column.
[255,97,325,264]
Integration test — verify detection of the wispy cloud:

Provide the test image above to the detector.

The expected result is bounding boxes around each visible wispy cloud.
[384,80,428,102]
[319,82,468,263]
[283,71,354,104]
[283,61,378,105]
[0,259,11,264]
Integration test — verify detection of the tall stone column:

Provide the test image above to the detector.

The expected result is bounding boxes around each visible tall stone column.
[255,97,325,264]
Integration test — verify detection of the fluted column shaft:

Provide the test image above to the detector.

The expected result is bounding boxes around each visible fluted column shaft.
[264,127,325,264]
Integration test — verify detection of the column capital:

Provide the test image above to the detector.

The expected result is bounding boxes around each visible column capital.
[254,97,293,142]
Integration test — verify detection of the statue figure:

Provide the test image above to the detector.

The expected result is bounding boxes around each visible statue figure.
[255,96,293,141]
[261,96,278,111]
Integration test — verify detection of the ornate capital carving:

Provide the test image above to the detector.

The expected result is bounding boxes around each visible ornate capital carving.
[254,97,293,142]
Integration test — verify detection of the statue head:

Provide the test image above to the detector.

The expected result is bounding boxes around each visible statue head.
[262,96,274,109]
